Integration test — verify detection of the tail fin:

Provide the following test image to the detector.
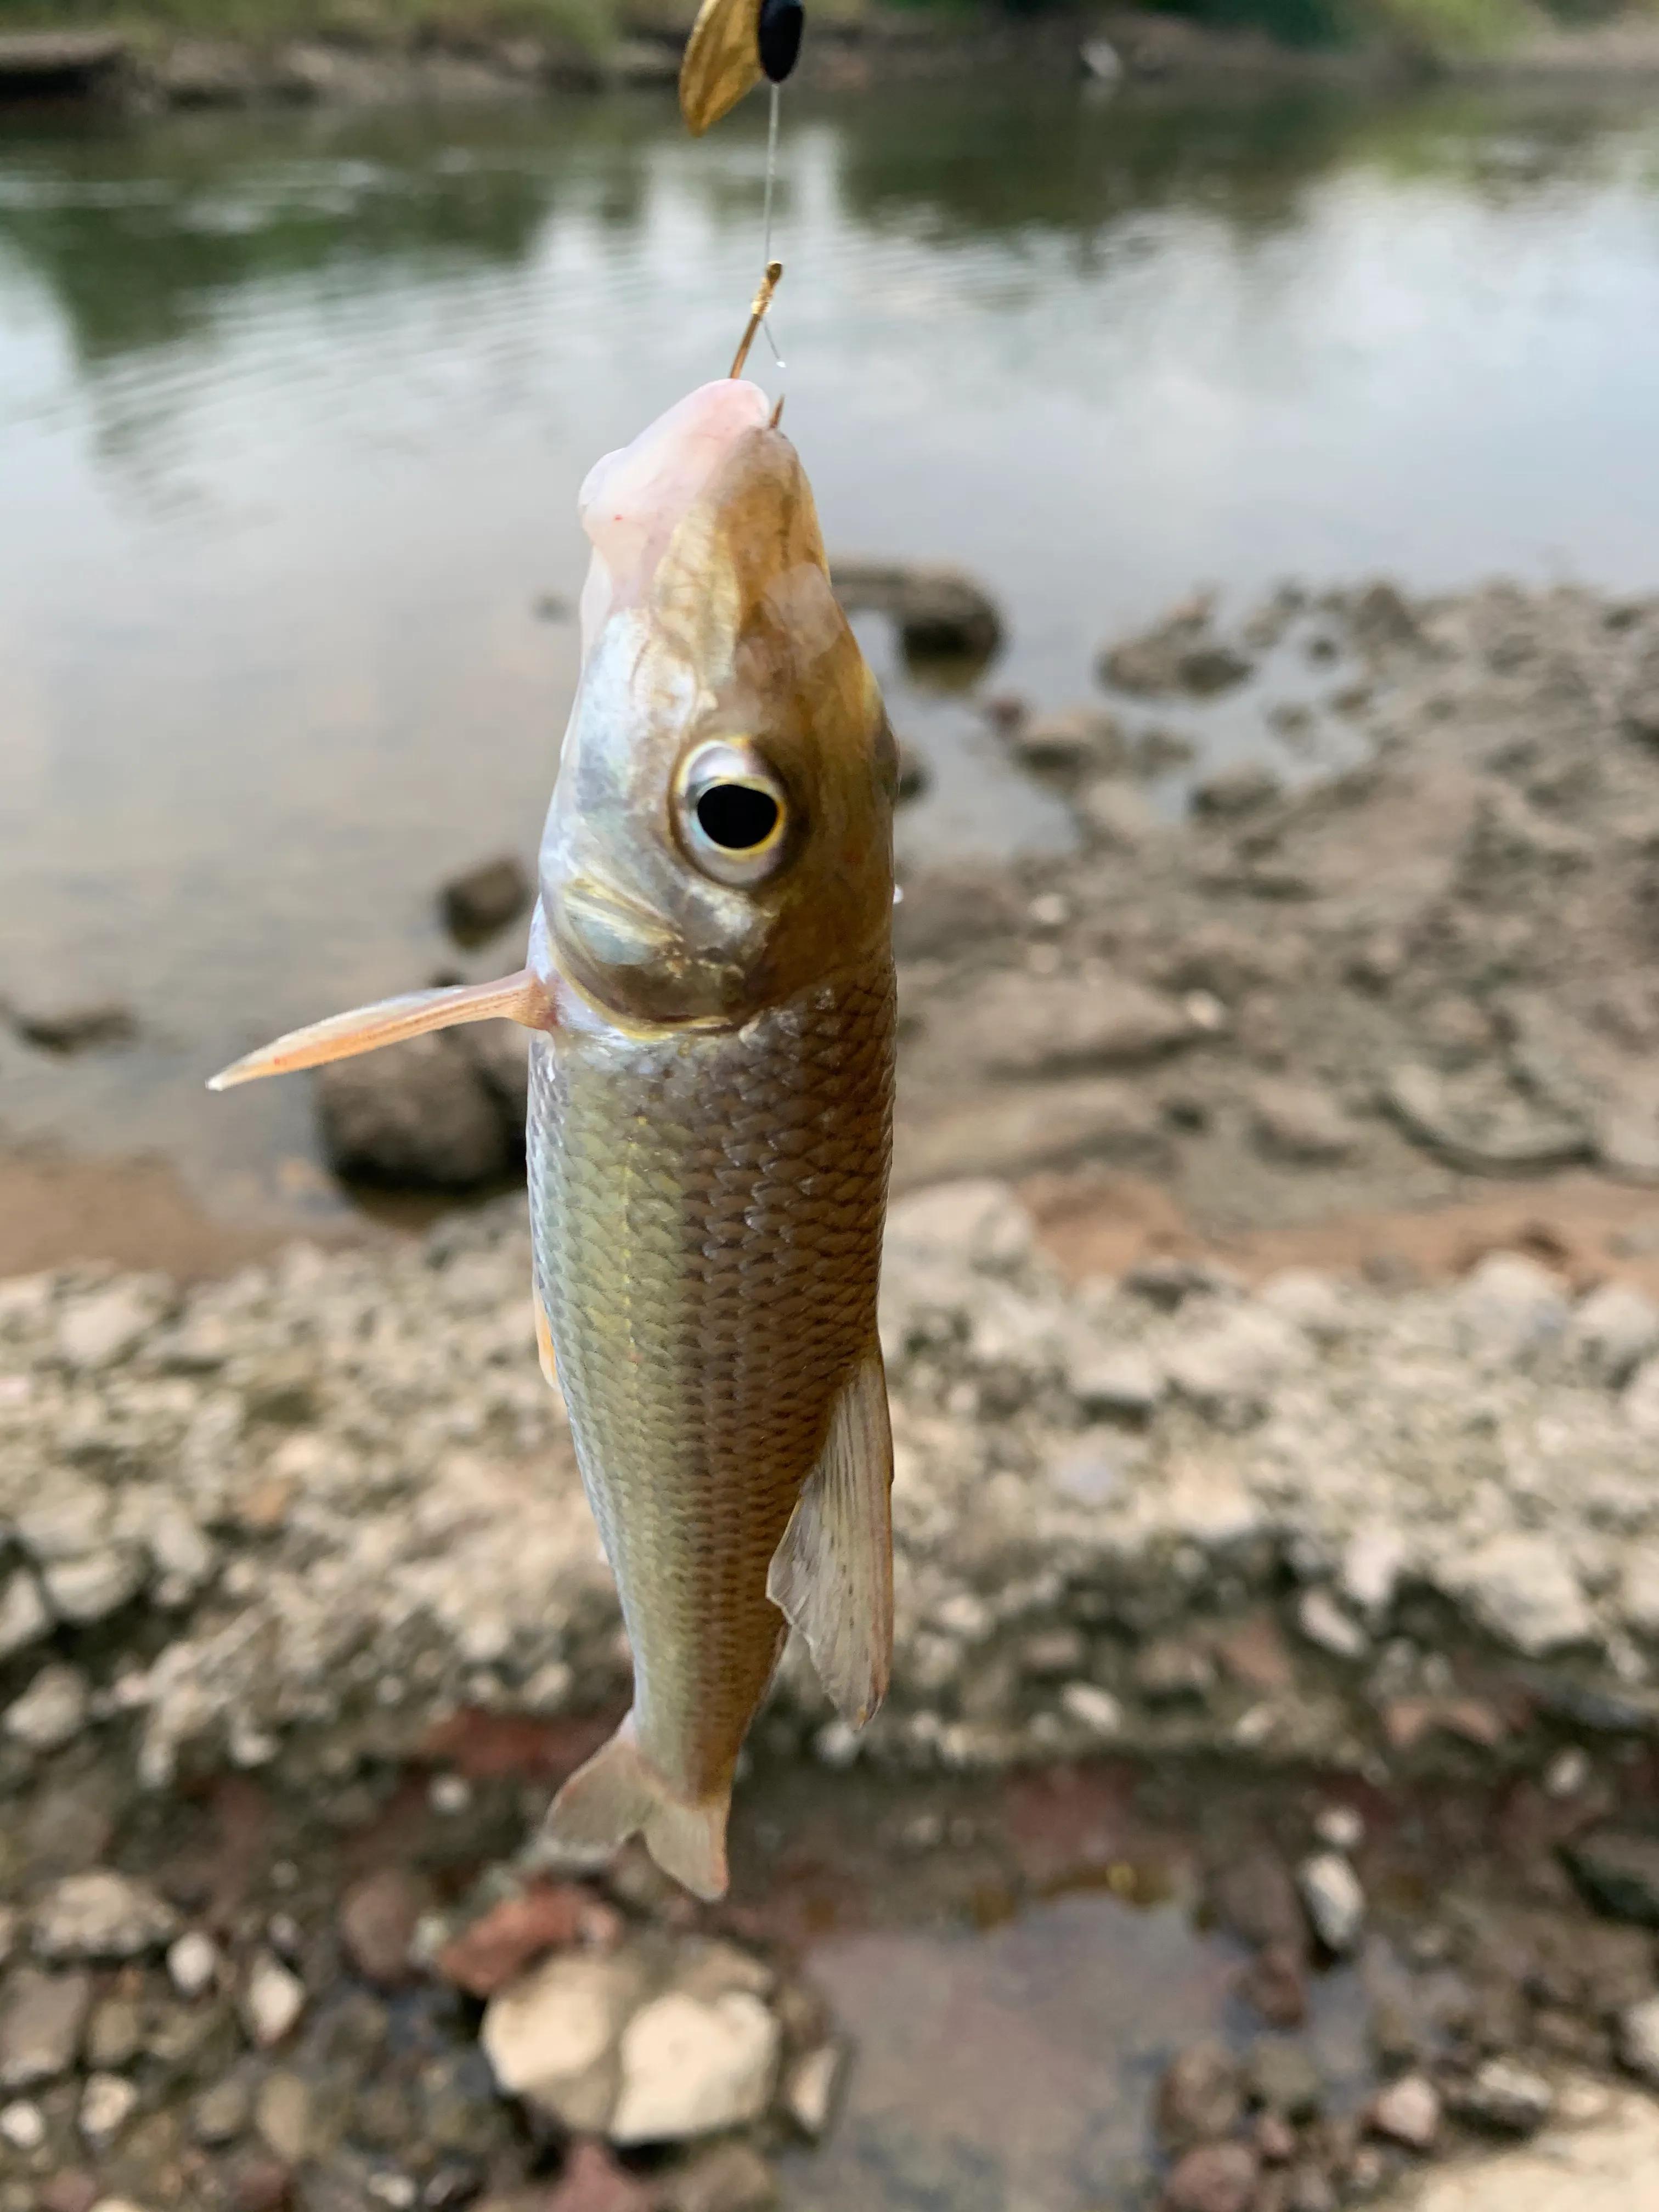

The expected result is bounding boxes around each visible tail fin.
[539,1712,731,1901]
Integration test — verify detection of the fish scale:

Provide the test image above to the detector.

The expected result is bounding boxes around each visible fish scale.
[529,951,894,1805]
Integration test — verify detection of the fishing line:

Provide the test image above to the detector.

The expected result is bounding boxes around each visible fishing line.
[760,83,786,372]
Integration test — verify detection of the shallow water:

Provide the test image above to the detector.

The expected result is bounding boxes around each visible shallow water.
[4,76,1659,1220]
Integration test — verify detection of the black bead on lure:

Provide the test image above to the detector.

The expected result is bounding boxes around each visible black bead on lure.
[680,0,803,133]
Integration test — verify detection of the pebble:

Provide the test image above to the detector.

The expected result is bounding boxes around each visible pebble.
[56,1285,157,1372]
[0,1571,50,1661]
[1297,1853,1364,1955]
[239,1951,305,2049]
[1246,2038,1322,2120]
[253,2069,311,2161]
[0,2100,43,2150]
[1566,1281,1659,1386]
[1369,2074,1440,2151]
[1059,1681,1123,1737]
[0,1968,92,2087]
[1431,1531,1594,1658]
[1162,2141,1259,2212]
[4,1666,90,1752]
[782,2042,843,2138]
[338,1866,424,1989]
[78,2071,138,2146]
[1312,1805,1364,1854]
[1544,1747,1590,1799]
[1296,1589,1368,1661]
[166,1931,220,1999]
[1156,2041,1243,2149]
[1563,1827,1659,1927]
[1618,1993,1659,2086]
[32,1874,178,1963]
[1456,2056,1554,2134]
[42,1547,145,1625]
[190,2074,252,2145]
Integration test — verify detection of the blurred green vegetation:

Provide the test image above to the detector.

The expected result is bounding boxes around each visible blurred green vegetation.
[0,0,629,49]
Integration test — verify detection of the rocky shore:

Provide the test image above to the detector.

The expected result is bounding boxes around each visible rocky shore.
[5,1177,1659,2204]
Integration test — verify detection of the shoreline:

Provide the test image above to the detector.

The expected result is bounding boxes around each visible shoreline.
[6,8,1659,115]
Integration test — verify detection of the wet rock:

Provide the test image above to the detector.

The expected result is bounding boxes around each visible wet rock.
[831,558,1002,663]
[1369,2075,1439,2151]
[154,37,260,101]
[1101,600,1250,699]
[1350,581,1420,653]
[32,1875,177,1963]
[0,1967,91,2086]
[1453,2056,1554,2134]
[317,1031,518,1190]
[1383,1063,1588,1173]
[1193,763,1280,820]
[1247,2038,1322,2120]
[12,999,136,1053]
[1432,1532,1593,1656]
[1161,2140,1259,2212]
[1562,1828,1659,1926]
[1075,776,1159,849]
[1567,1282,1659,1387]
[967,973,1194,1077]
[1156,2041,1243,2149]
[1240,1943,1308,2030]
[440,855,531,946]
[1008,706,1125,782]
[5,1665,89,1752]
[611,1982,778,2145]
[78,2070,138,2147]
[239,1952,305,2049]
[0,1568,49,1660]
[782,2041,843,2138]
[661,2141,778,2211]
[338,1867,426,1990]
[1297,1854,1364,1956]
[1250,1081,1361,1165]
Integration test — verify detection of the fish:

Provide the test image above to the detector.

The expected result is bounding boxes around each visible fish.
[210,377,900,1900]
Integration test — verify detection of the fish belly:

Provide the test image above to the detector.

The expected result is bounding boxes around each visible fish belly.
[528,952,895,1803]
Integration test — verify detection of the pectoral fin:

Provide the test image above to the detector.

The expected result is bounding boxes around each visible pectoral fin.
[207,969,550,1091]
[767,1345,894,1728]
[679,0,763,136]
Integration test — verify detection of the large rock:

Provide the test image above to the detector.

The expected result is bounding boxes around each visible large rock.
[1099,597,1251,698]
[965,973,1194,1077]
[483,1950,651,2133]
[1432,1532,1594,1656]
[611,1987,779,2143]
[441,855,532,947]
[1384,1063,1589,1173]
[0,1968,91,2087]
[317,1028,521,1189]
[1370,2081,1659,2211]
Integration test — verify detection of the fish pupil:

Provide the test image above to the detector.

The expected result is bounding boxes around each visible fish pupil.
[696,782,781,851]
[757,0,804,83]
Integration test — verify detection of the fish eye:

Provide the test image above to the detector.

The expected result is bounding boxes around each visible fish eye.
[673,738,793,887]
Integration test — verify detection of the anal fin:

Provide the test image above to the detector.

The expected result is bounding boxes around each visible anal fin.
[207,969,551,1091]
[767,1344,894,1728]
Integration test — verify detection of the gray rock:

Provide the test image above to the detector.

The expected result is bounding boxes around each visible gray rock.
[0,1967,91,2087]
[153,35,260,101]
[13,998,136,1053]
[831,558,1002,663]
[1161,2140,1259,2212]
[895,1077,1164,1188]
[32,1874,177,1962]
[1250,1081,1361,1165]
[1453,1252,1571,1363]
[57,1283,159,1370]
[1369,2073,1440,2151]
[1620,1544,1659,1638]
[1246,2037,1322,2119]
[884,1178,1035,1276]
[1296,1589,1368,1661]
[255,2068,312,2160]
[3,1664,88,1751]
[1067,1342,1165,1418]
[86,1992,143,2069]
[1454,2056,1554,2134]
[1193,763,1280,819]
[611,1985,779,2145]
[0,1570,48,1661]
[1099,600,1251,699]
[1163,1307,1312,1430]
[1059,1682,1123,1737]
[1297,1853,1364,1955]
[239,1950,306,2048]
[1618,1994,1659,2086]
[967,973,1194,1077]
[439,854,531,946]
[318,1030,518,1190]
[1567,1282,1659,1386]
[0,2098,43,2150]
[1156,2040,1243,2149]
[43,1545,146,1623]
[1009,705,1125,781]
[1433,1532,1593,1655]
[1075,777,1159,851]
[1384,1062,1589,1173]
[1562,1827,1659,1927]
[191,2072,253,2144]
[16,1474,110,1561]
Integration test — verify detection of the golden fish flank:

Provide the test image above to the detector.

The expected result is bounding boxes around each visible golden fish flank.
[208,379,900,1903]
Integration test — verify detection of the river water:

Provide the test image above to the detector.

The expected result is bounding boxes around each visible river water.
[3,75,1659,1222]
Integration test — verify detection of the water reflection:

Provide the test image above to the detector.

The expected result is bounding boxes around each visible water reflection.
[1,78,1657,1224]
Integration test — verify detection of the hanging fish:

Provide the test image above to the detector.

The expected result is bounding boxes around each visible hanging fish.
[681,0,804,136]
[210,378,899,1899]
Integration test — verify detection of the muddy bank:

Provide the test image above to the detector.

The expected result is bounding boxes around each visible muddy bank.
[890,577,1659,1249]
[7,1184,1659,2199]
